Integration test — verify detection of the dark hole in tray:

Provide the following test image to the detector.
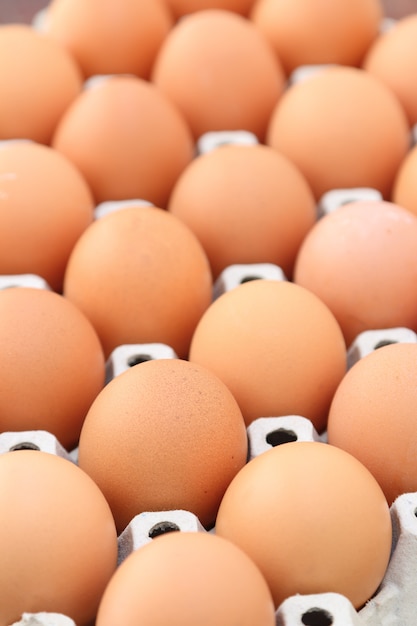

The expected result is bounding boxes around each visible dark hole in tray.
[374,339,397,350]
[127,353,153,367]
[148,521,181,539]
[9,442,40,451]
[240,275,261,284]
[266,429,298,446]
[301,608,334,626]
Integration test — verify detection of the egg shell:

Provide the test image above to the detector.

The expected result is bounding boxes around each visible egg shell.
[43,0,174,80]
[328,342,417,505]
[250,0,383,76]
[293,200,417,347]
[78,358,248,532]
[0,140,94,292]
[0,287,105,451]
[215,441,392,610]
[363,14,417,126]
[52,74,194,207]
[0,450,118,626]
[63,205,213,359]
[151,9,286,141]
[168,143,317,280]
[189,279,347,432]
[165,0,256,20]
[266,65,410,200]
[0,24,83,144]
[392,141,417,215]
[96,531,276,626]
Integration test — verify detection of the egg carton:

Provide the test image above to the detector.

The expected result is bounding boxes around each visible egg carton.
[2,258,417,624]
[3,399,417,626]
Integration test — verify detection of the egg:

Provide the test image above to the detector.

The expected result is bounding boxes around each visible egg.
[250,0,383,76]
[0,287,105,451]
[63,205,213,359]
[363,14,417,127]
[266,65,410,200]
[0,140,94,292]
[189,279,346,432]
[96,531,275,625]
[52,74,194,207]
[78,358,248,533]
[293,200,417,348]
[151,9,286,141]
[164,0,256,20]
[0,450,118,626]
[215,441,392,610]
[0,24,82,144]
[168,143,317,280]
[43,0,173,80]
[328,342,417,505]
[392,140,417,215]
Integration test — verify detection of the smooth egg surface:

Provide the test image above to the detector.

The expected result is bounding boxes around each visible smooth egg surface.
[266,65,410,200]
[164,0,256,20]
[52,74,194,207]
[168,143,317,280]
[0,24,82,144]
[392,140,417,215]
[0,140,94,292]
[43,0,174,80]
[151,9,286,141]
[189,279,347,432]
[328,342,417,505]
[215,441,392,610]
[0,450,118,626]
[96,532,276,626]
[63,205,213,359]
[0,287,105,451]
[294,200,417,347]
[363,13,417,126]
[250,0,383,75]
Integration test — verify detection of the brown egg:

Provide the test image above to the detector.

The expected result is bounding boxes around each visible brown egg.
[0,287,105,451]
[0,140,94,292]
[96,532,276,626]
[328,342,417,505]
[165,0,256,19]
[189,279,346,432]
[168,143,317,280]
[266,65,410,200]
[63,205,213,359]
[151,9,286,141]
[78,358,248,533]
[392,142,417,214]
[363,14,417,127]
[250,0,383,76]
[215,441,392,610]
[293,200,417,348]
[0,450,118,626]
[43,0,173,80]
[0,24,82,144]
[52,74,194,207]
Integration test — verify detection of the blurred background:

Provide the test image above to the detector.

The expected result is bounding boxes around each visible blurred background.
[1,0,417,24]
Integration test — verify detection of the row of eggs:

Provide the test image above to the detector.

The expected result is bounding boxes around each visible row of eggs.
[2,0,417,624]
